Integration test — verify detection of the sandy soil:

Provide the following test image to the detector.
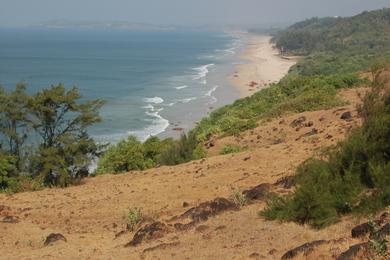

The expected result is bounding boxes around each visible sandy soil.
[230,34,297,98]
[0,87,376,259]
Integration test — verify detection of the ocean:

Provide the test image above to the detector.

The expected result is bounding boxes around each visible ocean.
[0,28,244,143]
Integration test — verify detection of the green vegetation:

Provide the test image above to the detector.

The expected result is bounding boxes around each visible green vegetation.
[192,73,362,141]
[273,8,390,76]
[261,78,390,228]
[95,132,207,174]
[369,216,389,257]
[126,207,143,231]
[220,144,241,155]
[0,84,104,191]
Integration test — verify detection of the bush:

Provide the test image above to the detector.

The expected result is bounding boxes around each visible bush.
[126,207,143,231]
[0,152,19,193]
[220,144,241,155]
[230,187,247,207]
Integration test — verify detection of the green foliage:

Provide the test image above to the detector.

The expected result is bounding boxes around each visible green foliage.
[126,207,143,231]
[261,85,390,228]
[368,217,389,256]
[96,132,206,174]
[0,84,104,189]
[0,151,19,192]
[159,132,207,166]
[220,144,241,155]
[96,136,155,174]
[273,8,390,76]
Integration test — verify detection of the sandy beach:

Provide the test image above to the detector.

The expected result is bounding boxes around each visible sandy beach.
[230,34,296,98]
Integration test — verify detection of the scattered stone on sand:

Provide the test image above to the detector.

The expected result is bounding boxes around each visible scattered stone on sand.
[44,233,67,246]
[351,222,374,238]
[173,198,237,223]
[290,116,306,127]
[274,176,295,189]
[125,222,170,247]
[243,183,272,201]
[336,242,371,260]
[1,215,19,224]
[340,111,352,121]
[281,240,328,259]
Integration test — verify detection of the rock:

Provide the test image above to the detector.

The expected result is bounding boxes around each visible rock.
[325,133,333,139]
[268,249,277,255]
[290,116,306,127]
[44,233,67,246]
[304,121,314,127]
[195,225,210,233]
[249,252,260,258]
[281,240,327,259]
[205,138,215,148]
[336,242,371,260]
[142,242,180,255]
[274,176,295,189]
[243,183,272,201]
[243,156,251,161]
[303,128,318,137]
[125,222,170,247]
[174,222,196,231]
[1,216,19,223]
[351,222,374,238]
[273,138,284,145]
[182,202,190,208]
[340,111,352,121]
[174,198,237,223]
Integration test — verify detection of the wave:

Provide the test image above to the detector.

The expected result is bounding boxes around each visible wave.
[143,96,164,104]
[175,85,189,90]
[192,64,214,82]
[178,97,197,104]
[205,85,219,104]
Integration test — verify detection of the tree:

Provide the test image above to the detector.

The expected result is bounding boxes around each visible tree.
[0,84,31,168]
[29,84,105,186]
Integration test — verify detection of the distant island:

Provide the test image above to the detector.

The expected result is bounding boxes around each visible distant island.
[38,20,177,31]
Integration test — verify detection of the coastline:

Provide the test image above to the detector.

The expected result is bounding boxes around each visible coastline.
[229,34,296,98]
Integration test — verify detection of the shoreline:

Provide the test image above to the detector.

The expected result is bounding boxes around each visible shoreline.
[229,33,296,98]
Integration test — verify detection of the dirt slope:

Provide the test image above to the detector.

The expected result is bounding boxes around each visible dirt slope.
[0,87,379,259]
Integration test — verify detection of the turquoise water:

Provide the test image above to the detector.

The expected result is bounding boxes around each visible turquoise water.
[0,28,242,143]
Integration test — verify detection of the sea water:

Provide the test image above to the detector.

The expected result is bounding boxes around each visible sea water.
[0,28,244,144]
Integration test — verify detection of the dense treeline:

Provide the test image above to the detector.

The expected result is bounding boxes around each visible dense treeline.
[0,84,104,191]
[272,8,390,76]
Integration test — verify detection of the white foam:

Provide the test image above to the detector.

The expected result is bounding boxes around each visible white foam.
[205,85,219,104]
[143,96,164,104]
[192,64,214,81]
[179,97,197,103]
[175,85,189,90]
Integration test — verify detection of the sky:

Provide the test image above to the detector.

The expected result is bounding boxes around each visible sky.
[0,0,390,27]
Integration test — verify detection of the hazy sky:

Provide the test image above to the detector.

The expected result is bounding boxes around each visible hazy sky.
[1,0,389,27]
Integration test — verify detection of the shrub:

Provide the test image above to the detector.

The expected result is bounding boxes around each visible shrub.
[126,207,143,231]
[230,187,247,207]
[220,144,241,155]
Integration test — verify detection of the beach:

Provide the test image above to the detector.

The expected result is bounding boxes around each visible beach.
[230,34,296,98]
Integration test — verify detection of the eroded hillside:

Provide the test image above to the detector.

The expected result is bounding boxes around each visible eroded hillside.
[2,87,388,259]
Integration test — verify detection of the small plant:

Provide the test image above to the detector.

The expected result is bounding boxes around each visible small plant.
[230,187,247,207]
[126,207,143,231]
[368,217,389,257]
[220,144,241,155]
